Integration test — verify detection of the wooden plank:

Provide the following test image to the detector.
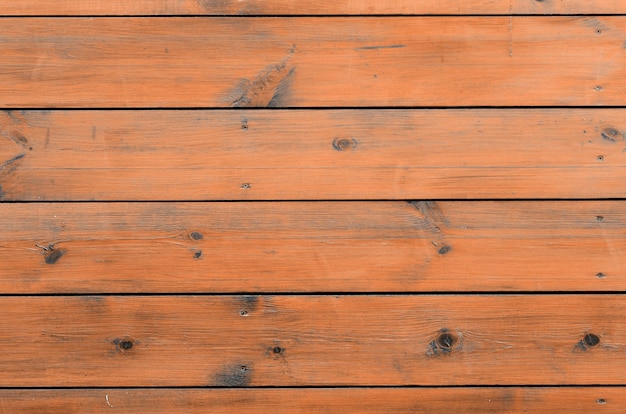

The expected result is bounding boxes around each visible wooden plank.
[0,17,624,107]
[0,295,624,386]
[1,0,625,16]
[0,387,621,413]
[2,109,626,200]
[1,201,625,293]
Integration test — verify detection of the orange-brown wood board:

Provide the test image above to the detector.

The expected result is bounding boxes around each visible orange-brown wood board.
[1,2,626,412]
[1,109,626,200]
[1,0,625,15]
[0,295,622,386]
[0,201,623,293]
[0,388,621,413]
[0,17,624,107]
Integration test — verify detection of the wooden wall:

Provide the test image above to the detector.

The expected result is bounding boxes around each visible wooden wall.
[1,1,625,412]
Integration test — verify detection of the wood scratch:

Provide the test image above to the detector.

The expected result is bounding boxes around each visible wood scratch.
[105,394,113,408]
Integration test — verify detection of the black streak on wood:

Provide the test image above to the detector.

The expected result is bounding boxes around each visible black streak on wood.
[0,153,25,172]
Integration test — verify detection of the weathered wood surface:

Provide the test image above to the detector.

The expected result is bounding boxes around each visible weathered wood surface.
[1,201,624,293]
[0,17,624,108]
[1,0,625,16]
[0,295,623,386]
[2,109,626,200]
[0,388,620,413]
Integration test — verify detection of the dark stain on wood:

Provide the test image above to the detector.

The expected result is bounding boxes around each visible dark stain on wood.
[410,201,449,232]
[438,245,452,255]
[44,248,66,265]
[601,127,623,142]
[214,364,252,387]
[5,130,29,147]
[231,46,296,108]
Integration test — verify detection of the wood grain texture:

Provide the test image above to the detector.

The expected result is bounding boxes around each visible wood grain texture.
[1,0,625,15]
[2,109,626,200]
[0,388,620,413]
[0,17,624,107]
[0,295,624,386]
[1,201,624,293]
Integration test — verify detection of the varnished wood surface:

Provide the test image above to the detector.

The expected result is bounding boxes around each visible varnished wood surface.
[0,295,623,386]
[0,201,623,293]
[0,17,624,107]
[2,109,626,200]
[1,0,625,16]
[0,388,620,413]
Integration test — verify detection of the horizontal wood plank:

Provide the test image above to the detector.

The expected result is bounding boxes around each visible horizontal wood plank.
[2,109,626,200]
[0,388,621,413]
[1,0,625,16]
[0,17,624,107]
[0,201,624,293]
[0,295,625,386]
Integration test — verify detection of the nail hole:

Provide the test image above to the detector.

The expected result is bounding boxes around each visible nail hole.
[272,346,283,354]
[583,333,601,347]
[241,119,248,130]
[239,310,249,316]
[240,365,248,372]
[597,398,607,405]
[596,216,604,222]
[194,250,202,259]
[241,183,251,189]
[595,29,602,35]
[596,272,606,279]
[594,85,603,91]
[597,155,604,161]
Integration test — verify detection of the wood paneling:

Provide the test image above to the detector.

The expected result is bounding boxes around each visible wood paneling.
[0,295,623,386]
[1,0,625,16]
[0,388,620,413]
[0,201,623,293]
[0,17,624,108]
[2,109,626,200]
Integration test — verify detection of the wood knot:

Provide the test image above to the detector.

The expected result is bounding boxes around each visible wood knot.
[332,137,357,151]
[113,338,135,353]
[575,332,601,351]
[438,245,452,255]
[190,231,203,241]
[427,329,462,356]
[583,333,600,348]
